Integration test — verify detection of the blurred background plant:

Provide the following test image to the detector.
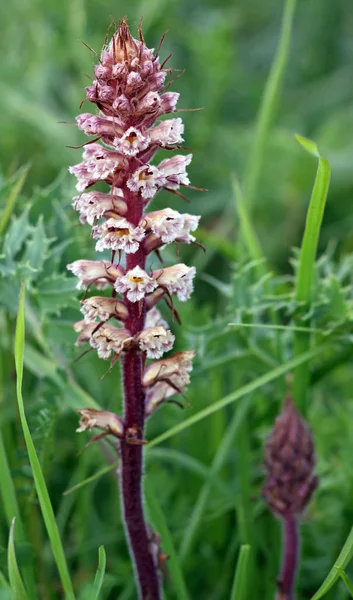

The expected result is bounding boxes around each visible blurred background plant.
[1,0,353,598]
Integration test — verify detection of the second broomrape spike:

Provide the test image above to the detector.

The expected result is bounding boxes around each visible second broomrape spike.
[263,397,317,518]
[263,397,318,600]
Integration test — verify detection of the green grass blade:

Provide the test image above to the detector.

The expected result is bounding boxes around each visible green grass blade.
[0,569,10,589]
[244,0,297,208]
[63,461,119,496]
[179,398,250,561]
[0,166,29,238]
[293,136,331,413]
[147,448,229,496]
[337,568,353,598]
[145,482,189,600]
[15,284,75,600]
[310,527,353,599]
[91,546,106,600]
[0,431,24,537]
[230,545,251,600]
[7,519,29,600]
[0,430,37,599]
[148,344,328,448]
[232,175,263,265]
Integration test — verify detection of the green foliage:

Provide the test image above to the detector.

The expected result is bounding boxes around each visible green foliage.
[15,285,75,599]
[1,0,353,599]
[7,520,29,600]
[230,545,251,600]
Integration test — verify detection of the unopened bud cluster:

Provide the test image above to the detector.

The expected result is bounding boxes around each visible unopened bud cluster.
[263,398,317,517]
[67,20,198,435]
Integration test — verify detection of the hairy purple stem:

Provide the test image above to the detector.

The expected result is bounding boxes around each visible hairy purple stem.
[119,189,161,600]
[276,515,299,600]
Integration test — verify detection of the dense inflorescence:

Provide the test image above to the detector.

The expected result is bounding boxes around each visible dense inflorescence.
[67,19,200,599]
[68,20,199,424]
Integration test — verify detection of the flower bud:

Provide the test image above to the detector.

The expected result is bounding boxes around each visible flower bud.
[263,398,318,517]
[80,296,128,323]
[77,408,124,438]
[143,350,195,389]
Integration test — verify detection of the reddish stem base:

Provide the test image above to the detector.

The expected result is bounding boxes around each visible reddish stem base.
[276,514,299,600]
[120,349,161,600]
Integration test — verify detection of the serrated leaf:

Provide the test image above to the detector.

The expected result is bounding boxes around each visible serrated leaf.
[24,344,63,387]
[43,239,72,275]
[0,166,29,238]
[35,275,78,314]
[23,217,52,277]
[0,257,16,276]
[4,208,32,259]
[0,279,22,314]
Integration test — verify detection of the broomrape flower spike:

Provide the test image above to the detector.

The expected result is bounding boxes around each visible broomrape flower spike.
[67,18,201,600]
[263,398,318,600]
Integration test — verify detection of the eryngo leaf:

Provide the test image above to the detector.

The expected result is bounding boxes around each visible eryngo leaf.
[36,274,78,315]
[23,216,53,276]
[4,207,31,259]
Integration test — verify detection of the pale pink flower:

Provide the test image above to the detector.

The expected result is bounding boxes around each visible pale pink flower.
[143,208,184,243]
[69,144,125,192]
[114,126,150,156]
[176,214,200,243]
[76,114,124,139]
[137,326,175,359]
[135,91,161,116]
[159,92,180,114]
[154,264,196,301]
[73,320,96,345]
[90,324,132,359]
[157,154,192,190]
[126,165,161,200]
[73,191,127,225]
[112,94,131,115]
[145,382,176,416]
[125,71,143,94]
[127,154,191,200]
[143,350,195,389]
[149,118,184,146]
[115,266,158,302]
[80,296,128,323]
[145,307,169,329]
[77,408,124,438]
[67,260,122,289]
[92,217,145,254]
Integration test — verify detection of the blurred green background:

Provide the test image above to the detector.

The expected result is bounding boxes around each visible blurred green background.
[1,0,353,599]
[2,0,353,265]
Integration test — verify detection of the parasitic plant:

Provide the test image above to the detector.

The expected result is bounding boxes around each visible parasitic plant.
[263,397,318,600]
[67,19,200,599]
